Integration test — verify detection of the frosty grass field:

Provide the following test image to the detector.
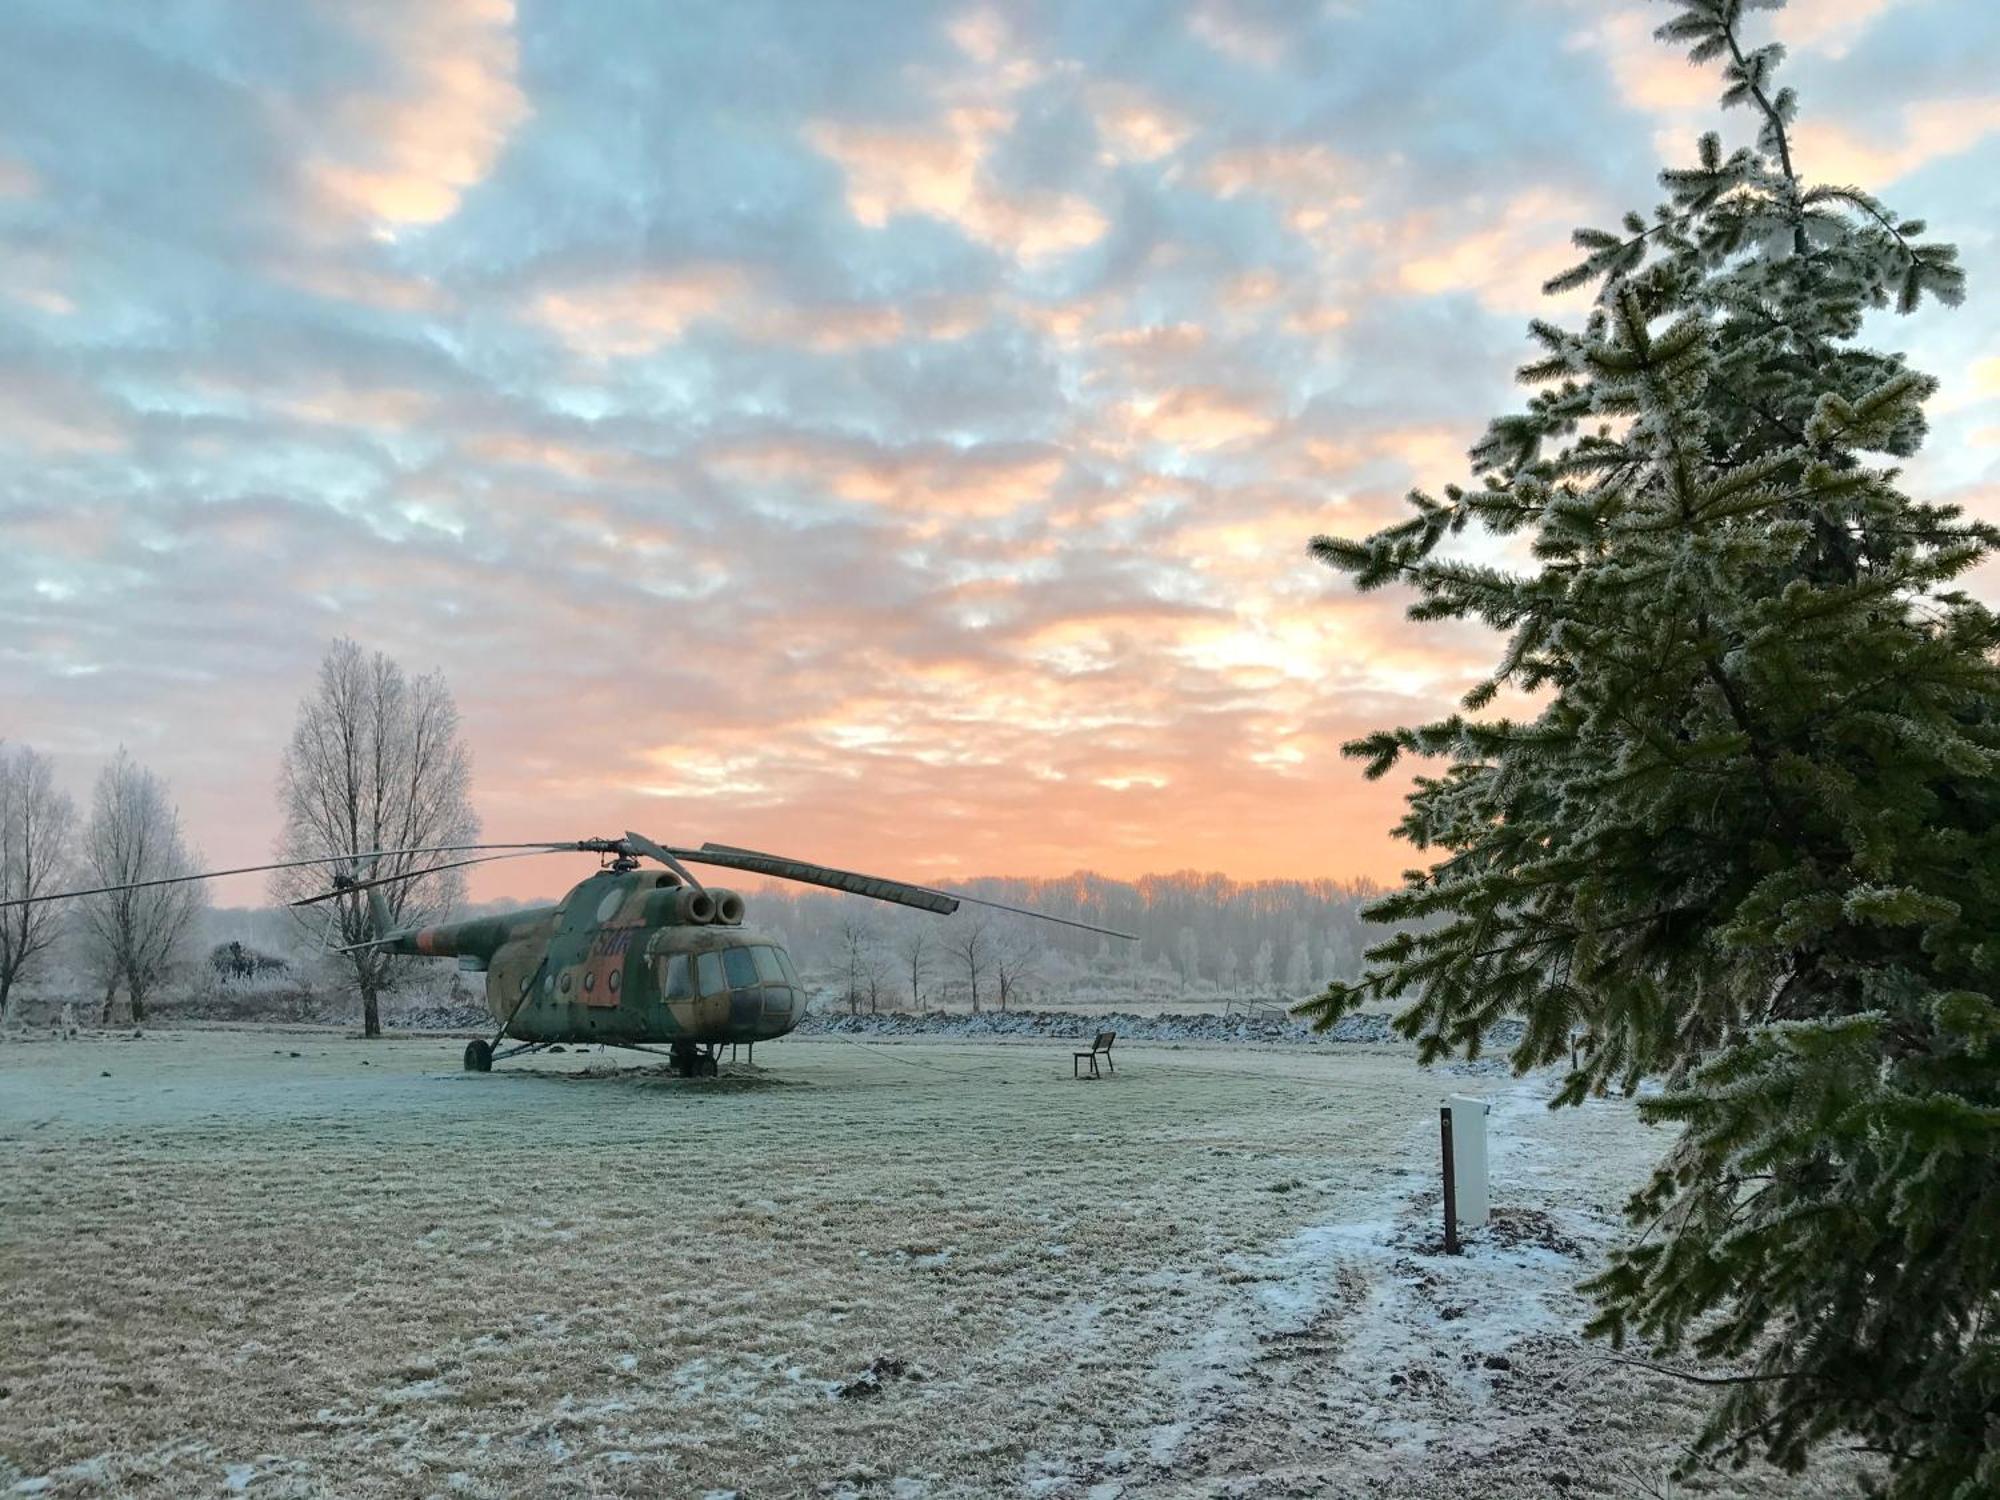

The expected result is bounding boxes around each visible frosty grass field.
[1,1028,1855,1498]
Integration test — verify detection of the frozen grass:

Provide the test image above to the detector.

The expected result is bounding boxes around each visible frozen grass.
[0,1030,1861,1498]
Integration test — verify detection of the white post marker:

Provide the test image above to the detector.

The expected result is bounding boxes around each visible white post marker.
[1444,1093,1491,1231]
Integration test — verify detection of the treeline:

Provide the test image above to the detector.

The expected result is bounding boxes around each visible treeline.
[745,869,1390,1009]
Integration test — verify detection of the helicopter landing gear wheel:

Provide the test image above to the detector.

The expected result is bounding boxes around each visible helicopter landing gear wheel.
[463,1039,493,1073]
[699,1051,719,1078]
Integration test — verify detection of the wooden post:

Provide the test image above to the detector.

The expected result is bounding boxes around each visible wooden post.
[1440,1104,1460,1256]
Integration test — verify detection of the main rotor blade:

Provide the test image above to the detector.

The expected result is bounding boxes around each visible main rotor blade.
[288,849,556,907]
[0,842,573,911]
[930,891,1138,942]
[699,842,1137,940]
[620,830,705,891]
[678,843,957,916]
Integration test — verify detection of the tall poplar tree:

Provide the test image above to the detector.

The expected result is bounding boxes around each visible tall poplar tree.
[1302,2,1998,1491]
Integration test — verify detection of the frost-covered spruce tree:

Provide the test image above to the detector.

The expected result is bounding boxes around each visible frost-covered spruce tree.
[1300,2,1998,1491]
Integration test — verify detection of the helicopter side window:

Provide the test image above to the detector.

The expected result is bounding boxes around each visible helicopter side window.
[722,947,759,990]
[696,951,725,997]
[751,946,785,984]
[661,954,694,1001]
[775,948,802,987]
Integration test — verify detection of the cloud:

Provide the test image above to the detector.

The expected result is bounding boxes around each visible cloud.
[1200,144,1365,249]
[1,0,1992,900]
[302,0,528,231]
[801,8,1110,266]
[0,155,38,198]
[1187,0,1288,69]
[1124,386,1277,450]
[1090,83,1196,165]
[1560,0,2000,213]
[533,267,754,357]
[1775,0,1900,60]
[808,110,1108,264]
[1391,188,1596,312]
[1566,11,1716,117]
[1791,96,2000,189]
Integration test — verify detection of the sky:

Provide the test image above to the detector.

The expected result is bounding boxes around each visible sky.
[3,0,1998,905]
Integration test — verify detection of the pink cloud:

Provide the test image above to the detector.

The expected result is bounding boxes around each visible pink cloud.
[0,155,38,198]
[1201,145,1365,255]
[1187,0,1287,69]
[1089,82,1196,165]
[804,12,1108,265]
[809,112,1108,263]
[1389,188,1597,312]
[533,266,753,357]
[1792,97,2000,189]
[302,0,528,232]
[1124,387,1278,450]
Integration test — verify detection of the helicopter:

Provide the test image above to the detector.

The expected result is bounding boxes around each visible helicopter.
[4,831,1133,1078]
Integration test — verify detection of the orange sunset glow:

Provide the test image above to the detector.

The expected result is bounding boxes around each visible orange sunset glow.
[4,0,1998,905]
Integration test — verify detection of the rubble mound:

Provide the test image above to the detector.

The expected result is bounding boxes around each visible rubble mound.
[798,1008,1526,1049]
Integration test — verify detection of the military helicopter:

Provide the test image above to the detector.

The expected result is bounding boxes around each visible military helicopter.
[5,832,1132,1078]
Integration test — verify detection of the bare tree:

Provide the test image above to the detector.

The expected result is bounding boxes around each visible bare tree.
[272,639,478,1038]
[861,937,891,1014]
[0,743,76,1021]
[897,924,930,1010]
[1285,939,1312,997]
[1175,927,1200,994]
[77,751,204,1024]
[837,917,871,1014]
[952,915,990,1013]
[992,923,1038,1012]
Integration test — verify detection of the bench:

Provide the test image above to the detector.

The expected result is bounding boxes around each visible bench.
[1074,1030,1116,1079]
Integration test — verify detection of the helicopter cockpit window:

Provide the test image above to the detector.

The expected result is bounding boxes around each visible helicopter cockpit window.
[696,951,725,997]
[722,947,759,991]
[661,954,693,1001]
[775,948,801,987]
[752,945,795,1016]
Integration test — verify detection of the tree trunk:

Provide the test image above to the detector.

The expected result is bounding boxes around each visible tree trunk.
[0,971,12,1023]
[362,985,381,1038]
[99,977,118,1025]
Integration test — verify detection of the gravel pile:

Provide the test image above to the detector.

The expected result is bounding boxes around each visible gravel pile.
[798,1008,1531,1048]
[376,1005,1401,1044]
[132,996,1528,1051]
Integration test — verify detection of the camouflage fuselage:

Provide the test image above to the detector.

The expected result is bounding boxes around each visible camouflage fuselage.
[382,870,806,1046]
